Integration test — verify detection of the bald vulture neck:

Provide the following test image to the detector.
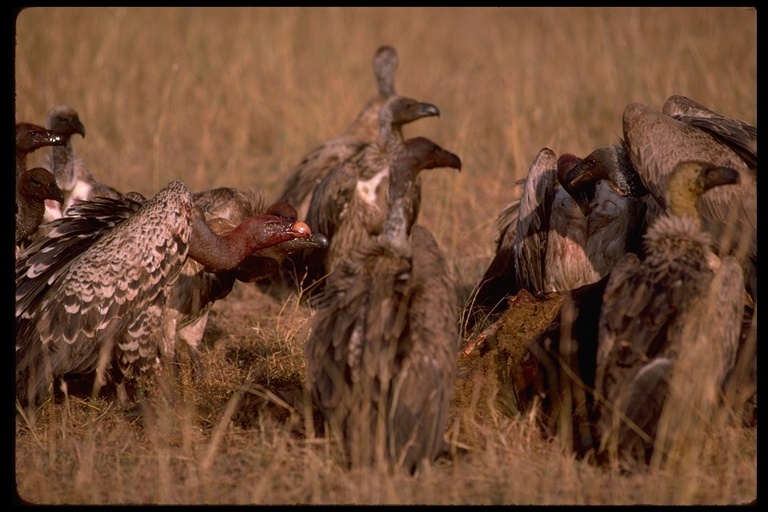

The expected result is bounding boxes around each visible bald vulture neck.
[381,196,410,247]
[378,115,402,155]
[51,143,77,192]
[380,158,418,248]
[187,214,295,271]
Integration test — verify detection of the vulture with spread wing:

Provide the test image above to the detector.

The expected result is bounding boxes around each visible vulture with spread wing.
[466,145,646,333]
[16,180,316,419]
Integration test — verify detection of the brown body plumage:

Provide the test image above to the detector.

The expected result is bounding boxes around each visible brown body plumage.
[278,45,399,222]
[16,167,64,245]
[301,95,441,293]
[622,97,757,299]
[594,161,744,470]
[16,180,315,415]
[661,95,756,172]
[306,136,461,472]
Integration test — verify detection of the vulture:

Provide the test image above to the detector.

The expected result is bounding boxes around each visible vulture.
[569,96,757,300]
[166,187,328,375]
[305,136,461,473]
[300,95,441,293]
[15,122,65,181]
[593,160,744,471]
[465,146,646,334]
[15,180,317,418]
[277,45,399,222]
[15,167,64,246]
[43,105,122,225]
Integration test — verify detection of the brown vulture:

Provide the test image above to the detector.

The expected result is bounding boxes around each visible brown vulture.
[44,105,122,222]
[306,136,461,473]
[594,160,744,471]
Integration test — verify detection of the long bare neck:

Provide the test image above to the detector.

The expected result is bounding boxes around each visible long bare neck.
[51,141,77,191]
[187,214,296,271]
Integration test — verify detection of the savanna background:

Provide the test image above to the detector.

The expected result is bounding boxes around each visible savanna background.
[13,7,756,505]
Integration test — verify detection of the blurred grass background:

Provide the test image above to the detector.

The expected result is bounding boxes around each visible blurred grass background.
[14,7,756,505]
[15,7,756,287]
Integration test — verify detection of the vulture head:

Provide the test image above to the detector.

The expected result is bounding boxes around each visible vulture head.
[228,200,330,282]
[15,122,66,155]
[46,105,87,139]
[16,167,65,244]
[559,144,648,217]
[187,207,320,273]
[665,160,740,219]
[381,136,461,246]
[18,167,65,205]
[392,135,462,179]
[379,95,441,142]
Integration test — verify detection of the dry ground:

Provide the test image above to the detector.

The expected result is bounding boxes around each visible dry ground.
[14,281,757,505]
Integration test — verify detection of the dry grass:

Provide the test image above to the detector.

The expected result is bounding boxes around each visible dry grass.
[14,7,756,505]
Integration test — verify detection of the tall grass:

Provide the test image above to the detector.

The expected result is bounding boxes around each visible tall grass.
[14,7,756,504]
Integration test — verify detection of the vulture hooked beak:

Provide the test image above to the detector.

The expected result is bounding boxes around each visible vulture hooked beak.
[73,119,86,138]
[49,183,65,205]
[417,102,441,119]
[283,221,329,249]
[557,153,594,216]
[696,164,740,192]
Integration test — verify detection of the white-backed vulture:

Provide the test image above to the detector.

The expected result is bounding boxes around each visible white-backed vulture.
[16,167,64,246]
[306,136,461,473]
[299,95,441,293]
[46,105,86,196]
[594,160,744,471]
[465,145,646,333]
[277,45,399,222]
[15,180,316,418]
